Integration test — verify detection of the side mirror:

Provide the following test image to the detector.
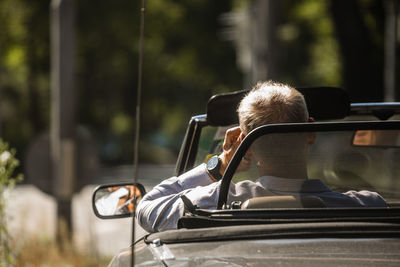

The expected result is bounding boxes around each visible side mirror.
[92,183,146,219]
[353,130,400,147]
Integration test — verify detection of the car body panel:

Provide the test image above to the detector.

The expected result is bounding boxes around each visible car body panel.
[130,237,400,267]
[96,88,400,266]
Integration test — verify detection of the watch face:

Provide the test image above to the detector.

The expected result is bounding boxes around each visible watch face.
[207,155,219,170]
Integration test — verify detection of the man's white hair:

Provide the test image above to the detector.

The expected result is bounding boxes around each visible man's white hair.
[238,81,309,134]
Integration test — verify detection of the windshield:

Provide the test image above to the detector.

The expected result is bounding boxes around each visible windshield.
[227,127,400,208]
[194,125,235,166]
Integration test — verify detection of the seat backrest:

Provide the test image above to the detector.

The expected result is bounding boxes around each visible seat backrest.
[206,87,350,126]
[241,195,326,209]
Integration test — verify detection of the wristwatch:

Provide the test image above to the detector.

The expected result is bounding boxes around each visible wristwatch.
[206,155,222,181]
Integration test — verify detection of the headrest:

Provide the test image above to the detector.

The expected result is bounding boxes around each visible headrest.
[206,87,350,126]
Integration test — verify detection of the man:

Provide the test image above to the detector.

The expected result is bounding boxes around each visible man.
[136,81,386,233]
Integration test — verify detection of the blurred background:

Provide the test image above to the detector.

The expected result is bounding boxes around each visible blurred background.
[0,0,399,265]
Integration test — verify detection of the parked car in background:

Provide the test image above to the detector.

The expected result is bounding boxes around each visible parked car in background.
[93,87,400,266]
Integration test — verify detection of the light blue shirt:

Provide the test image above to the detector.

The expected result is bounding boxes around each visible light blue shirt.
[136,164,387,233]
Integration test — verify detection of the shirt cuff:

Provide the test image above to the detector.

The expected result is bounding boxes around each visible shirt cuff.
[179,163,215,190]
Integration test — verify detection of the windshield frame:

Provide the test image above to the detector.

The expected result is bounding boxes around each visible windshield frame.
[217,120,400,209]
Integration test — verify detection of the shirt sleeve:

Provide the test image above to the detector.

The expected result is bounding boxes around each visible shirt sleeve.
[136,164,219,233]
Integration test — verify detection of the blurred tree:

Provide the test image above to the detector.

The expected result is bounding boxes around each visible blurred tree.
[0,0,242,165]
[238,0,391,102]
[277,0,342,87]
[0,0,394,168]
[0,0,50,156]
[329,0,385,102]
[76,0,242,164]
[228,0,343,88]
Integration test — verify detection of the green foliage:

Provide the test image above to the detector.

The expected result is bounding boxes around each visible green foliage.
[76,0,241,163]
[0,0,392,165]
[275,0,341,86]
[0,140,23,266]
[0,0,50,157]
[0,0,242,165]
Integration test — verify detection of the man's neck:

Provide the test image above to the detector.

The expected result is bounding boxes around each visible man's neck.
[258,161,308,180]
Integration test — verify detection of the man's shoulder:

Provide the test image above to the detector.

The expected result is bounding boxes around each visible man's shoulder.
[342,190,387,207]
[320,189,387,207]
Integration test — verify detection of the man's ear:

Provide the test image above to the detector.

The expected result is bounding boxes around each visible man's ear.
[239,132,246,142]
[308,132,317,145]
[307,117,316,145]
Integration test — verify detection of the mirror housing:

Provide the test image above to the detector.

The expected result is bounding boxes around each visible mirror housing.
[92,183,146,219]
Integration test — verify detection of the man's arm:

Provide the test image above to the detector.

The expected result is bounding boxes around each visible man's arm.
[136,126,246,233]
[136,164,219,233]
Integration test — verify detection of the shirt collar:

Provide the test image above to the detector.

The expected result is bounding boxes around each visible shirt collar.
[257,175,332,193]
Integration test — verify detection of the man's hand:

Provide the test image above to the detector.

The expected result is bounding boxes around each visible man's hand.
[219,127,251,176]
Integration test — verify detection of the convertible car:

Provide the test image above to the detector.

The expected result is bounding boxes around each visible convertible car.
[93,87,400,266]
